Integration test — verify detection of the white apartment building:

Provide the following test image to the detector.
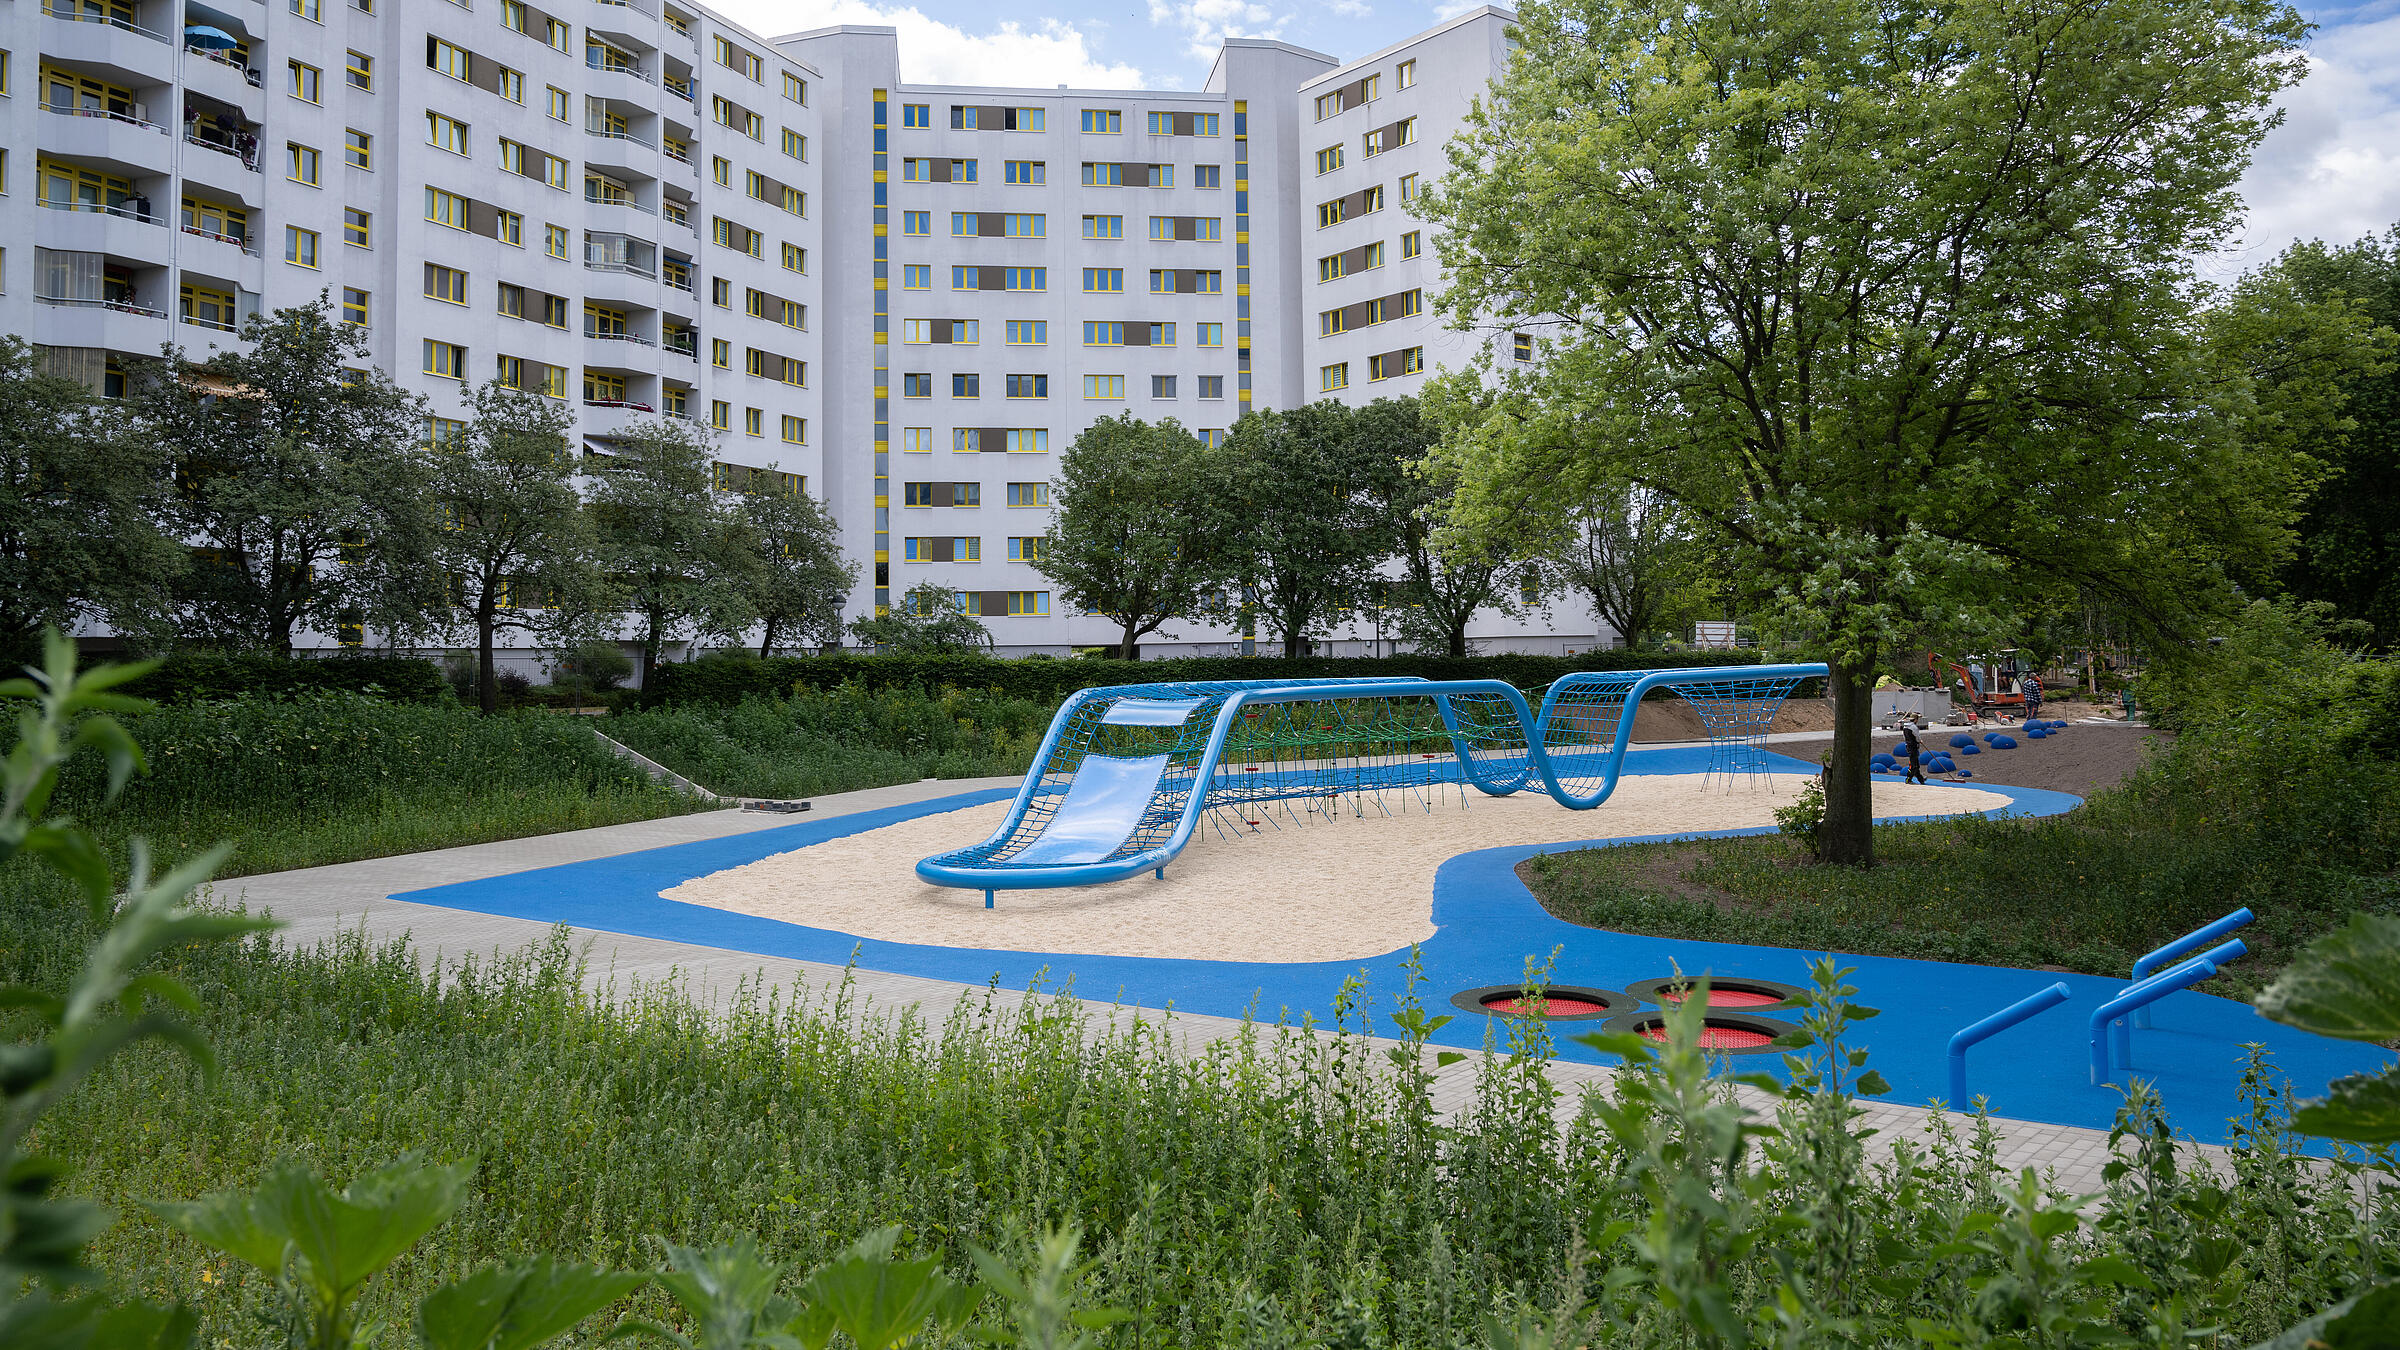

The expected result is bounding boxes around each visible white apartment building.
[12,0,1616,665]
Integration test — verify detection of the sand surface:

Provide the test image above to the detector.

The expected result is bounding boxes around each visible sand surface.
[662,773,2012,964]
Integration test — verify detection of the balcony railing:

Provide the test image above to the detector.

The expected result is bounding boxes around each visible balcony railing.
[584,193,657,215]
[185,132,262,170]
[662,143,692,165]
[584,328,656,347]
[41,3,171,42]
[37,294,167,319]
[584,259,657,278]
[663,273,694,293]
[662,75,693,101]
[41,101,169,133]
[37,197,161,224]
[663,340,697,359]
[185,45,263,83]
[182,224,261,255]
[181,313,237,332]
[595,0,657,13]
[587,59,653,83]
[588,127,658,149]
[584,397,656,412]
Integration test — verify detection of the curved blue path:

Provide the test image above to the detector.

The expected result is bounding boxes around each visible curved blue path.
[395,745,2391,1144]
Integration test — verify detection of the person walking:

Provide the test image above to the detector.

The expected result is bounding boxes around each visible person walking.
[2023,671,2045,720]
[1901,722,1928,784]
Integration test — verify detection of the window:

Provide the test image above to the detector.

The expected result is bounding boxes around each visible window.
[288,144,320,185]
[426,188,469,229]
[744,408,764,437]
[1195,165,1221,189]
[1316,145,1343,175]
[711,156,731,186]
[1399,173,1419,204]
[425,263,468,305]
[1200,429,1226,449]
[903,158,976,183]
[781,415,806,444]
[1007,430,1048,454]
[1396,59,1415,89]
[710,401,730,429]
[426,417,468,450]
[547,87,570,120]
[425,340,466,379]
[1083,322,1121,346]
[1081,109,1120,133]
[903,428,934,454]
[1198,323,1223,347]
[712,98,763,140]
[293,0,321,19]
[1007,482,1049,507]
[1149,111,1218,136]
[346,50,373,90]
[1152,375,1177,399]
[1006,374,1048,399]
[783,128,807,160]
[1513,332,1534,362]
[340,288,369,326]
[1083,268,1122,293]
[1005,160,1044,185]
[1084,374,1125,400]
[290,61,321,103]
[783,72,807,104]
[712,218,762,257]
[1318,186,1382,228]
[1199,375,1224,399]
[546,224,569,258]
[1321,362,1349,391]
[285,226,320,268]
[1401,230,1421,260]
[783,243,807,272]
[541,294,568,327]
[714,36,764,81]
[1005,592,1049,616]
[902,537,981,563]
[429,40,469,81]
[902,103,930,128]
[712,339,730,367]
[497,211,523,246]
[902,373,932,398]
[345,129,372,169]
[1370,348,1425,381]
[498,283,526,318]
[1083,215,1122,240]
[1008,537,1044,563]
[498,68,524,103]
[1150,269,1222,294]
[1007,320,1047,345]
[903,211,930,236]
[182,198,250,242]
[1150,217,1222,242]
[1006,267,1044,291]
[343,208,371,247]
[503,0,528,32]
[952,373,980,398]
[428,112,468,155]
[903,264,931,289]
[1364,119,1416,159]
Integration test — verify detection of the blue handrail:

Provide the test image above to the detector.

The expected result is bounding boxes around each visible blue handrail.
[1947,982,2070,1108]
[2130,908,2253,1027]
[2089,938,2246,1084]
[1536,664,1832,808]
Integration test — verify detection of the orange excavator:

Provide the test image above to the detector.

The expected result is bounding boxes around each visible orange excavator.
[1929,649,2028,720]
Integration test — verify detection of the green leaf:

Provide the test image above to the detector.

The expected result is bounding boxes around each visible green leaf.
[149,1187,291,1277]
[2320,1282,2400,1350]
[274,1155,475,1301]
[420,1258,649,1350]
[2291,1071,2400,1144]
[2256,913,2400,1042]
[795,1232,972,1350]
[1854,1069,1892,1097]
[1569,1030,1657,1063]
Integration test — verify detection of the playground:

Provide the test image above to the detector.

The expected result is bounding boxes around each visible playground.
[394,667,2392,1144]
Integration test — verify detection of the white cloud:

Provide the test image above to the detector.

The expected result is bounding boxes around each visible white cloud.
[2209,15,2400,278]
[1146,0,1287,65]
[1327,0,1374,16]
[1429,0,1482,19]
[711,0,1147,87]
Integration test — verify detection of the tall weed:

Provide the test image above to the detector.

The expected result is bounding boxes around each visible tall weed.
[605,686,1048,799]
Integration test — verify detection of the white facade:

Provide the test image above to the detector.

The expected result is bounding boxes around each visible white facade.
[12,0,1614,662]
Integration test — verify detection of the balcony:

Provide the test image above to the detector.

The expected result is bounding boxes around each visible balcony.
[40,5,176,85]
[583,190,657,219]
[590,0,665,52]
[179,223,263,282]
[579,399,663,442]
[183,44,266,114]
[585,130,663,181]
[40,103,174,179]
[35,200,172,266]
[32,293,170,354]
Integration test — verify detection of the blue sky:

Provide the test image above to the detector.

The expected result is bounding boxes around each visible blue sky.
[717,0,2400,274]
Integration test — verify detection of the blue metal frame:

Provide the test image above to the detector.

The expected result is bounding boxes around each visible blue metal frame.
[916,664,1830,901]
[1947,982,2071,1107]
[2089,938,2247,1084]
[2129,908,2254,1028]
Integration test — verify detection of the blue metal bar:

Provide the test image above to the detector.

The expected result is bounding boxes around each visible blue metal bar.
[2130,908,2254,1028]
[1536,663,1830,808]
[2089,944,2241,1084]
[1947,982,2070,1108]
[2113,938,2247,1068]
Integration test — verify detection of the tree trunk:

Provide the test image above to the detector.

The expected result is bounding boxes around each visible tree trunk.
[477,600,498,716]
[1281,623,1306,659]
[1447,611,1470,658]
[639,611,662,688]
[758,615,780,659]
[1819,659,1877,866]
[1119,618,1140,661]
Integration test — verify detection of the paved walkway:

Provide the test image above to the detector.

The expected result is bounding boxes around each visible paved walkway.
[218,776,2166,1194]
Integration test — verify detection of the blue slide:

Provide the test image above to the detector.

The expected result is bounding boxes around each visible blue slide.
[916,666,1827,905]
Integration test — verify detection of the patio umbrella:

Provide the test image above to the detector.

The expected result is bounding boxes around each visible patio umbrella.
[184,26,241,49]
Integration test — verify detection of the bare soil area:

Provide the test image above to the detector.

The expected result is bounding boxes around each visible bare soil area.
[1790,721,2171,797]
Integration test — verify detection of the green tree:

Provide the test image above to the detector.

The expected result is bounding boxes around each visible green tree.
[846,581,992,653]
[585,419,761,686]
[1222,402,1394,657]
[430,381,612,714]
[2247,230,2400,647]
[1419,0,2349,863]
[1034,414,1236,660]
[735,479,856,656]
[1364,398,1529,657]
[0,338,181,663]
[136,299,437,653]
[1550,484,1713,650]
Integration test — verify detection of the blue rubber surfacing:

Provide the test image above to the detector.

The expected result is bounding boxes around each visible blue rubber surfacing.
[394,745,2391,1145]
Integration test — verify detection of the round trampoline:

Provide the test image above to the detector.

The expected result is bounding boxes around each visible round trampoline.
[1449,984,1631,1020]
[1625,975,1809,1011]
[1603,1009,1792,1054]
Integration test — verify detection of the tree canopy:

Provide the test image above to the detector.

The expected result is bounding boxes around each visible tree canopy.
[1222,402,1395,657]
[585,418,760,684]
[1418,0,2351,862]
[1035,414,1237,659]
[737,478,856,657]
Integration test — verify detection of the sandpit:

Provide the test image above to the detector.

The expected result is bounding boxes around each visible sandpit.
[661,773,2013,964]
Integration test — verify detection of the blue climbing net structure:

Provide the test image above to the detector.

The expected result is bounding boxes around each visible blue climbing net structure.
[918,665,1828,901]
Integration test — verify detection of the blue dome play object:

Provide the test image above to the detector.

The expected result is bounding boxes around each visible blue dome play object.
[1928,757,1957,774]
[1959,742,1981,755]
[1949,734,1974,747]
[1956,769,1974,778]
[2027,728,2048,739]
[1890,742,1911,756]
[1988,734,2017,748]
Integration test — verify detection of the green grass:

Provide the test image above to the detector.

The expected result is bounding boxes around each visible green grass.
[1524,733,2400,995]
[54,693,705,877]
[604,685,1049,799]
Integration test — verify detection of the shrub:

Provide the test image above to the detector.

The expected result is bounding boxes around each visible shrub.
[114,651,447,705]
[606,685,1048,798]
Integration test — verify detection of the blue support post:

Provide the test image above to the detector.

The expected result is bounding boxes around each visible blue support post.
[2090,950,2235,1085]
[2112,938,2247,1069]
[1947,982,2071,1109]
[2130,908,2254,1027]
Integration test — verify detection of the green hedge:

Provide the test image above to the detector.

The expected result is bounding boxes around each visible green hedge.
[643,649,1771,706]
[113,653,448,705]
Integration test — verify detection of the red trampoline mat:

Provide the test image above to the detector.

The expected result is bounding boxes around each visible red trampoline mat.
[1655,987,1786,1008]
[1638,1022,1776,1049]
[1483,995,1608,1016]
